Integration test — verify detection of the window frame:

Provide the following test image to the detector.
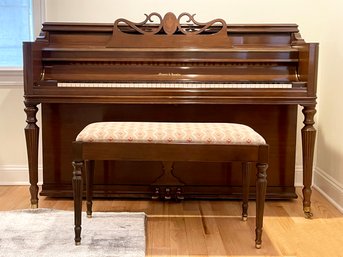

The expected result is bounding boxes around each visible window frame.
[0,0,46,87]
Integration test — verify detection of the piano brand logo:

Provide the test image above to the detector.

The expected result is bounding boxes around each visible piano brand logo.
[158,72,181,76]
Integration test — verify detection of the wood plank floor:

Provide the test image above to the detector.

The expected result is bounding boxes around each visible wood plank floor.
[0,186,342,257]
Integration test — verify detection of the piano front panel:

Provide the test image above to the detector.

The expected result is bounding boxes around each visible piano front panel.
[40,102,298,199]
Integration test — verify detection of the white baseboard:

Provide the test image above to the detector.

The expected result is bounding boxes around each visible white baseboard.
[1,164,342,213]
[0,165,42,185]
[2,164,303,186]
[295,165,303,186]
[0,164,313,187]
[313,167,343,213]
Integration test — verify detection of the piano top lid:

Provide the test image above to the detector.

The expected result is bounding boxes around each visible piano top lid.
[41,21,300,33]
[39,12,303,48]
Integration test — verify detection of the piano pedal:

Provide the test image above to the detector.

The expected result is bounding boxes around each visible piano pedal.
[164,188,172,200]
[176,187,184,201]
[151,187,160,200]
[151,186,184,201]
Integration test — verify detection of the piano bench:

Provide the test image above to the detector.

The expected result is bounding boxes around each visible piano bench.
[71,122,269,248]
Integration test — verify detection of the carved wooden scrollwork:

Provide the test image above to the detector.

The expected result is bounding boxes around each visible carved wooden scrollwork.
[107,12,231,48]
[114,12,164,35]
[176,12,227,35]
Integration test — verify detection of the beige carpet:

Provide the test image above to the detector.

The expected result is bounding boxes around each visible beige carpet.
[0,208,146,257]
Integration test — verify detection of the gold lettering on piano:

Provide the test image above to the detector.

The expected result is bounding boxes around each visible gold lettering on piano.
[158,73,182,76]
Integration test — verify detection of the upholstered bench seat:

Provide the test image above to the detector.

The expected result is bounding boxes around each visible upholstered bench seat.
[72,122,269,249]
[76,122,266,145]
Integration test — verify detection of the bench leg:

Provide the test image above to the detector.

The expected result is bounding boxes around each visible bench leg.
[255,162,268,249]
[72,160,84,245]
[86,160,95,218]
[241,162,250,221]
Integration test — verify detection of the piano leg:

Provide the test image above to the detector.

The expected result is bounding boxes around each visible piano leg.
[24,101,40,208]
[301,104,317,218]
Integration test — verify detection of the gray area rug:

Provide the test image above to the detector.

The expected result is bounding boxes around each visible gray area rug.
[0,208,146,257]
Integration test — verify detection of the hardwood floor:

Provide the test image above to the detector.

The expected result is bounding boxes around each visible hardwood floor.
[0,186,342,257]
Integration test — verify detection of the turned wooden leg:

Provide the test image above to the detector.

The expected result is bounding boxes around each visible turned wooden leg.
[241,162,250,221]
[72,160,83,245]
[255,163,268,249]
[301,105,316,218]
[24,101,39,208]
[86,160,95,218]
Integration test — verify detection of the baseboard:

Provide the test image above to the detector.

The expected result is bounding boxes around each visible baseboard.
[313,167,343,213]
[1,164,342,213]
[294,165,303,186]
[0,164,306,186]
[0,165,42,185]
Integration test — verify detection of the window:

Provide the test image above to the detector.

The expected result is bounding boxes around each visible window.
[0,0,44,86]
[0,0,33,67]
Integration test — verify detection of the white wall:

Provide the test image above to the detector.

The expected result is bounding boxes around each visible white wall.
[311,0,343,211]
[1,0,343,211]
[0,85,29,184]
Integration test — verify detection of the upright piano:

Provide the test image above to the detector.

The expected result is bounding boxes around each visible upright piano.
[23,12,318,217]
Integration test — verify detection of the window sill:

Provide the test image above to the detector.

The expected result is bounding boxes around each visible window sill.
[0,68,23,87]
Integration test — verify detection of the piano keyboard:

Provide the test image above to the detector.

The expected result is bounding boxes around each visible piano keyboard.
[57,82,292,89]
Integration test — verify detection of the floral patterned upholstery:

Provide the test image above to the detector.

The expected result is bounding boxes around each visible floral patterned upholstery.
[76,122,266,145]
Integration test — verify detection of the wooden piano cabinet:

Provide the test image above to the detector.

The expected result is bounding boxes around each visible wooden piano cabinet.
[40,103,298,200]
[23,13,318,217]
